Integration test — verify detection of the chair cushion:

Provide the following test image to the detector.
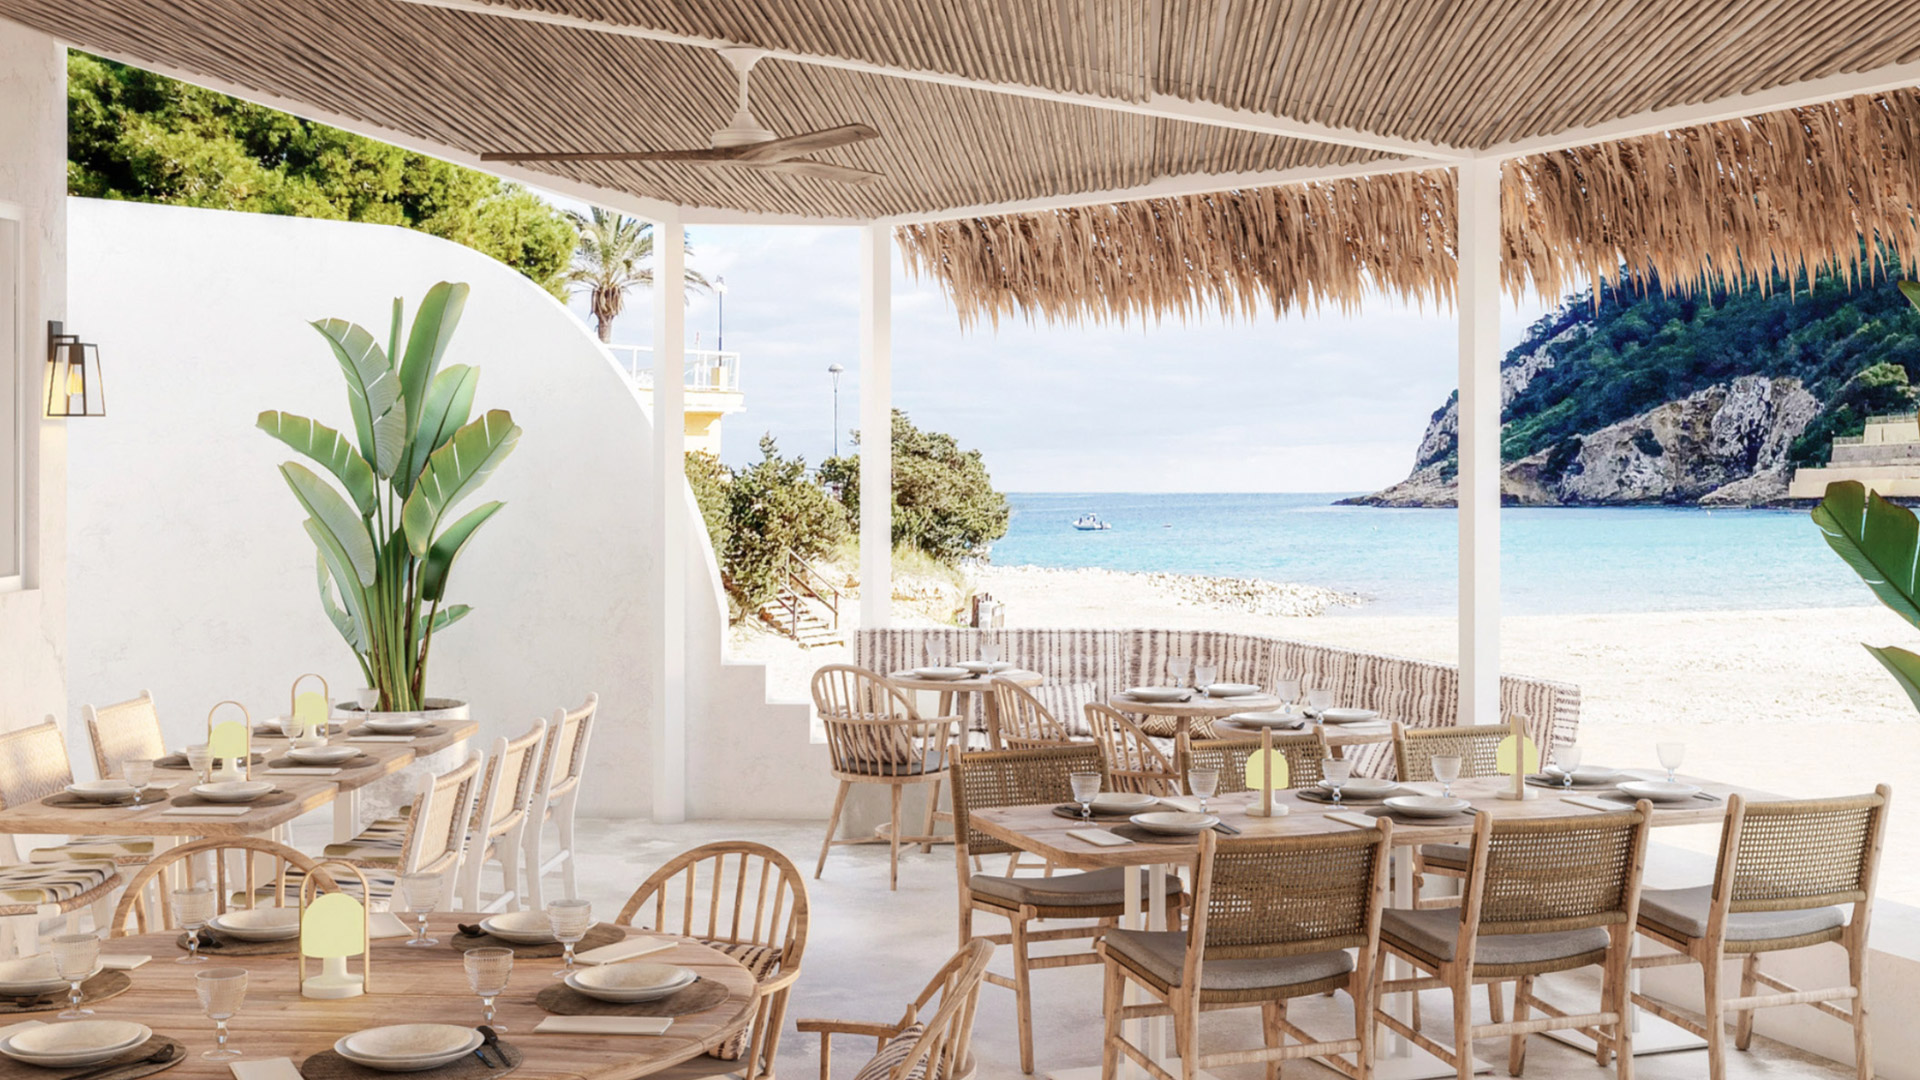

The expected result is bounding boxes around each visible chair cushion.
[970,867,1182,909]
[850,1022,929,1080]
[324,816,408,866]
[1638,886,1846,943]
[29,836,155,865]
[0,862,117,906]
[1418,843,1471,871]
[1384,907,1609,967]
[701,940,783,1061]
[1104,929,1353,992]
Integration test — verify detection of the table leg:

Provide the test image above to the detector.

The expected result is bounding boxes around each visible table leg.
[1541,933,1705,1057]
[981,691,1002,750]
[332,788,362,845]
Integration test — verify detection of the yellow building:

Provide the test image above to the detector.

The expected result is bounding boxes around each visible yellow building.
[608,347,746,456]
[1787,412,1920,498]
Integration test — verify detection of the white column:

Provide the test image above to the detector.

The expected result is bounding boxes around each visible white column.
[858,224,893,628]
[650,218,687,823]
[1456,157,1502,726]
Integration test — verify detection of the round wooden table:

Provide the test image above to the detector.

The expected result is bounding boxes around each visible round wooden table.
[1106,690,1285,740]
[1214,714,1395,755]
[90,914,757,1080]
[889,668,1043,749]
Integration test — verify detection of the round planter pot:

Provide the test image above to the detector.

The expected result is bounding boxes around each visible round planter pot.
[330,697,471,725]
[329,697,472,823]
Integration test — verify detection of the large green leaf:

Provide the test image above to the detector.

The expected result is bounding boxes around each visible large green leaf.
[411,603,472,656]
[1868,645,1920,712]
[307,518,373,652]
[258,411,376,517]
[401,410,521,557]
[399,365,479,497]
[422,500,503,601]
[1812,480,1920,629]
[280,463,376,586]
[311,317,404,478]
[399,282,470,446]
[316,553,363,651]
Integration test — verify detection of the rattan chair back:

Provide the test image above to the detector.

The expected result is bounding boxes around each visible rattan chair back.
[1467,806,1650,937]
[616,841,808,963]
[1180,731,1327,794]
[476,717,547,842]
[538,693,598,807]
[951,744,1107,860]
[84,691,167,781]
[111,837,336,935]
[1086,704,1178,795]
[1718,788,1890,915]
[1190,826,1390,961]
[813,665,952,777]
[405,750,483,877]
[1394,722,1508,782]
[991,677,1073,748]
[0,719,75,807]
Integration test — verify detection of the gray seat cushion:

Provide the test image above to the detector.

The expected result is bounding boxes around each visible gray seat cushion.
[970,867,1182,909]
[1384,907,1609,967]
[1419,843,1471,870]
[1638,886,1846,943]
[1104,929,1353,991]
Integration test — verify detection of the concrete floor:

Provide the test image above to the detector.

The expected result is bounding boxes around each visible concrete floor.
[536,818,1857,1080]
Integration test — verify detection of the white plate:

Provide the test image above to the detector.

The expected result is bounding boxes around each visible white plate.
[1229,711,1304,728]
[190,780,276,803]
[479,910,556,944]
[288,744,360,765]
[1384,795,1471,818]
[1128,811,1219,836]
[1090,792,1158,814]
[0,955,96,996]
[1544,765,1622,786]
[1616,780,1702,803]
[1121,686,1191,703]
[1323,778,1399,798]
[0,1021,150,1067]
[565,963,699,1003]
[1318,708,1379,724]
[209,907,302,942]
[336,1025,482,1072]
[958,660,1014,675]
[1204,683,1261,697]
[362,716,432,734]
[65,780,137,803]
[909,667,969,681]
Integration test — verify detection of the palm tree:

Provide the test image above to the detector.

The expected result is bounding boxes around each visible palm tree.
[564,208,712,342]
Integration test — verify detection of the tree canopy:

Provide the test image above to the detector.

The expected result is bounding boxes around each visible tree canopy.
[66,52,577,295]
[821,410,1010,562]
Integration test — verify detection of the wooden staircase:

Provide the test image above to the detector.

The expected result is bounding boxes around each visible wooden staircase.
[758,550,843,648]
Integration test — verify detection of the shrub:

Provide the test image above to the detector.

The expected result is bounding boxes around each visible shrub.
[819,410,1009,563]
[687,438,847,616]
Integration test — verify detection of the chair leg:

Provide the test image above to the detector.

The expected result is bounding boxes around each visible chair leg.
[762,986,793,1080]
[887,783,904,891]
[1177,989,1201,1080]
[1849,938,1873,1080]
[1606,932,1635,1080]
[1100,961,1125,1080]
[1487,980,1504,1024]
[1010,913,1035,1074]
[919,776,942,855]
[555,799,579,900]
[815,780,851,879]
[1452,975,1475,1080]
[1260,1000,1284,1080]
[1701,951,1727,1080]
[1733,954,1758,1052]
[523,824,546,912]
[1507,975,1532,1076]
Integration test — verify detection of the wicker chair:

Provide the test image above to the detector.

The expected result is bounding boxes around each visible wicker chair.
[0,719,128,954]
[2,716,155,871]
[1630,786,1889,1080]
[1393,721,1509,909]
[110,837,334,936]
[990,677,1076,749]
[798,938,993,1080]
[616,842,807,1080]
[1177,731,1328,795]
[524,693,598,909]
[952,744,1185,1074]
[458,716,547,913]
[1375,802,1653,1080]
[320,749,483,905]
[1086,704,1179,796]
[82,691,167,784]
[813,665,957,890]
[1099,826,1392,1080]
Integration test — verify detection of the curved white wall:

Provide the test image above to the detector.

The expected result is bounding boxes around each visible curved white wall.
[65,197,828,817]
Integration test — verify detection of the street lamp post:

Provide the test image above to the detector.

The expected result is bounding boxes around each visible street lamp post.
[713,276,727,353]
[828,363,845,457]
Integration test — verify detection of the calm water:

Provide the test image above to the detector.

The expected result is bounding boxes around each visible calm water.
[989,493,1870,616]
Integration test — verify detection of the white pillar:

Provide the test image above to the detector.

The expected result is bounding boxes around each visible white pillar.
[650,218,687,823]
[858,224,893,628]
[1457,157,1502,727]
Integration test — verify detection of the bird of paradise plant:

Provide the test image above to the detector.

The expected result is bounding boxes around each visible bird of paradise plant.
[259,281,521,712]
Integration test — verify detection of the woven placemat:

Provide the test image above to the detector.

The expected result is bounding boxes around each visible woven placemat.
[535,977,728,1018]
[169,788,297,809]
[0,970,133,1014]
[299,1039,521,1080]
[1050,804,1137,822]
[266,753,381,770]
[347,724,447,739]
[39,789,170,810]
[1109,824,1202,845]
[254,723,347,738]
[175,929,299,957]
[155,752,264,769]
[1525,774,1619,790]
[448,922,624,958]
[1362,807,1473,827]
[1296,787,1407,805]
[0,1035,185,1080]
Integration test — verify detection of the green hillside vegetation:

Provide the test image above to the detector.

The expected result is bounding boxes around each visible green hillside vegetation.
[1495,261,1920,469]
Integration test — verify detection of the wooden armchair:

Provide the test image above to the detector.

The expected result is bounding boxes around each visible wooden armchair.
[990,678,1075,749]
[813,665,958,890]
[798,938,992,1080]
[1393,721,1510,909]
[1085,704,1178,796]
[111,837,335,936]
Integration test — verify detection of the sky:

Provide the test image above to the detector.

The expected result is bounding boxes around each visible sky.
[561,215,1561,495]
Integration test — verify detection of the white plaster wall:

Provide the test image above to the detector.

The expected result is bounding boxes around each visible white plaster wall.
[65,198,831,817]
[0,22,68,736]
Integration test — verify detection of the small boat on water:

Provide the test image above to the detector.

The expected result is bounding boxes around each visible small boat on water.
[1072,513,1113,531]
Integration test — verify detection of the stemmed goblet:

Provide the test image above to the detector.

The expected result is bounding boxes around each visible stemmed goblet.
[1322,758,1353,804]
[464,947,514,1032]
[1431,755,1462,799]
[1556,744,1583,790]
[51,932,98,1019]
[1166,655,1192,689]
[548,898,592,978]
[121,759,154,805]
[1069,771,1101,820]
[1187,768,1219,814]
[184,744,212,785]
[1193,663,1218,694]
[925,639,948,668]
[195,967,247,1060]
[400,872,442,947]
[175,887,214,964]
[1657,741,1685,783]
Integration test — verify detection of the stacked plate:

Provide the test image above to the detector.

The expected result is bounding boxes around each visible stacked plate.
[208,907,301,942]
[335,1025,482,1072]
[64,780,138,804]
[1090,792,1157,814]
[1317,708,1380,725]
[1121,686,1190,703]
[1324,778,1399,800]
[958,660,1013,675]
[1616,780,1702,803]
[910,667,968,681]
[1230,710,1303,728]
[362,716,433,735]
[566,962,698,1003]
[0,1021,152,1067]
[191,780,276,803]
[0,954,93,997]
[1542,765,1622,787]
[479,911,555,944]
[288,744,360,765]
[1203,683,1261,697]
[1384,795,1471,818]
[1127,811,1218,836]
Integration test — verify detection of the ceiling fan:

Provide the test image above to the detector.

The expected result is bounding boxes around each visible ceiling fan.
[482,47,882,183]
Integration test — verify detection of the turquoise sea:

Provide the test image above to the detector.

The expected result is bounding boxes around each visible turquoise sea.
[988,493,1872,617]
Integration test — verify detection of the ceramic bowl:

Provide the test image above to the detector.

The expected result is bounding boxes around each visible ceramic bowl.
[1384,795,1471,818]
[564,962,698,1003]
[1090,792,1158,814]
[209,907,302,941]
[1121,686,1190,703]
[1318,708,1380,724]
[478,910,555,944]
[191,780,276,803]
[287,744,360,765]
[1616,780,1702,803]
[1128,811,1218,836]
[335,1025,481,1072]
[362,716,432,735]
[65,780,137,803]
[0,1021,150,1067]
[1203,683,1261,697]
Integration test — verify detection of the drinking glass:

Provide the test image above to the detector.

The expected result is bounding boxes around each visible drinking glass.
[1656,741,1686,783]
[399,872,443,947]
[184,744,212,784]
[979,640,1001,667]
[464,947,514,1031]
[355,687,381,711]
[1322,758,1353,804]
[1187,768,1220,814]
[1431,755,1462,799]
[122,758,154,805]
[51,933,98,1019]
[1556,744,1583,789]
[1275,677,1302,707]
[1307,688,1334,715]
[175,887,214,964]
[925,639,948,668]
[1069,771,1101,820]
[1193,663,1218,693]
[195,967,247,1060]
[1167,655,1192,689]
[548,898,592,978]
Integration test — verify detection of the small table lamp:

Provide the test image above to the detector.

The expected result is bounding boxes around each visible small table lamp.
[290,673,330,743]
[300,862,376,999]
[206,701,252,781]
[1243,729,1289,817]
[1496,712,1540,801]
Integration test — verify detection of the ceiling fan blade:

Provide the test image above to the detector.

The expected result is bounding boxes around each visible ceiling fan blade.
[759,159,885,184]
[480,148,723,163]
[731,124,880,164]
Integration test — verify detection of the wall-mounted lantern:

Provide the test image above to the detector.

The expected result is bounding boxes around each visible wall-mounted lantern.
[46,321,106,418]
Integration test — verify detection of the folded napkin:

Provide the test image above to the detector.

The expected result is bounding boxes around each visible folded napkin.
[229,1056,302,1080]
[100,955,150,970]
[535,1016,672,1036]
[1157,796,1203,813]
[162,805,253,817]
[1326,811,1378,830]
[575,935,675,965]
[264,767,342,776]
[369,912,412,939]
[1067,828,1131,848]
[348,735,416,744]
[1566,795,1632,812]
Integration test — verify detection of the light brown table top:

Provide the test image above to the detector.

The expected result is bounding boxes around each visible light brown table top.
[88,914,754,1080]
[0,777,349,838]
[1106,691,1285,718]
[970,773,1776,871]
[888,669,1043,693]
[1213,717,1394,746]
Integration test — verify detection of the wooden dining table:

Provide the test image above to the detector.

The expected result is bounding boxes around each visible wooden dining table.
[888,668,1043,748]
[70,914,757,1079]
[971,771,1773,1080]
[1105,689,1285,741]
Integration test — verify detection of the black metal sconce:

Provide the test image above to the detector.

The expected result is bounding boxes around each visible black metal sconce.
[46,321,106,418]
